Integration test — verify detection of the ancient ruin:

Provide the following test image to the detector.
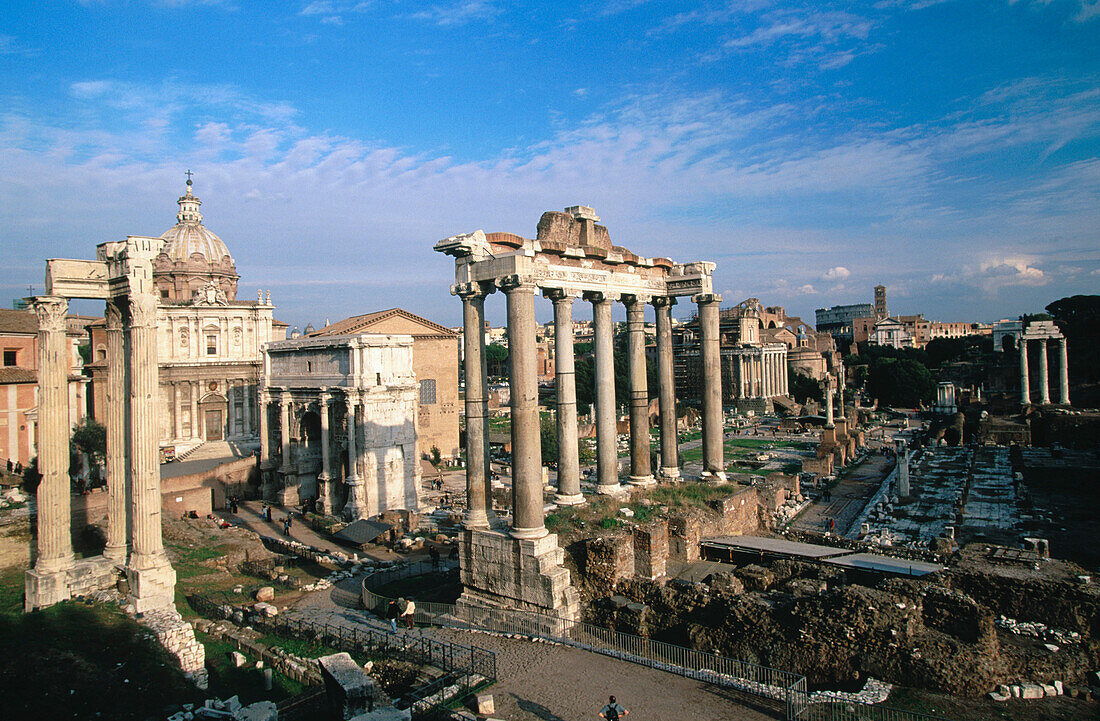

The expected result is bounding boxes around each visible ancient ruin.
[435,206,724,619]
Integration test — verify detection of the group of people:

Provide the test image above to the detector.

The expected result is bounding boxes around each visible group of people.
[386,597,416,631]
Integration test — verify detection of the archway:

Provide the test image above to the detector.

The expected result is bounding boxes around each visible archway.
[198,392,227,441]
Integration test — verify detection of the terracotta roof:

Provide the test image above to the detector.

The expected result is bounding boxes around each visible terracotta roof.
[0,367,36,384]
[0,309,37,335]
[310,308,456,338]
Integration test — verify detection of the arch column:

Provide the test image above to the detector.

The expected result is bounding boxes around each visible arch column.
[103,299,129,564]
[343,392,366,520]
[696,293,725,482]
[456,282,493,527]
[1019,338,1030,404]
[587,290,623,494]
[624,294,654,486]
[547,289,583,505]
[653,297,679,479]
[500,275,546,539]
[1038,339,1050,405]
[1059,338,1070,405]
[317,391,333,515]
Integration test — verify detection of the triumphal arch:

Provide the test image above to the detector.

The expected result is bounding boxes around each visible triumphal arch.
[27,237,177,614]
[436,206,723,620]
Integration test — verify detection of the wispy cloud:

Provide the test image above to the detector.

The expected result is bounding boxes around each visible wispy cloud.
[408,1,502,26]
[298,1,373,25]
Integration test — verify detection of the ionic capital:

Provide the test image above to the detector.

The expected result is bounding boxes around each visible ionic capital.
[543,288,580,304]
[621,293,652,307]
[584,290,620,304]
[496,274,536,293]
[32,296,69,332]
[453,281,493,300]
[650,296,677,309]
[693,292,722,306]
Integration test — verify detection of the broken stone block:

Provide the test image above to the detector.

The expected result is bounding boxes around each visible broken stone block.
[1042,684,1058,697]
[229,651,246,668]
[1011,685,1021,698]
[987,692,1009,702]
[234,700,278,721]
[254,586,275,602]
[471,693,494,715]
[253,602,278,617]
[319,652,379,720]
[1053,680,1063,695]
[1020,683,1044,699]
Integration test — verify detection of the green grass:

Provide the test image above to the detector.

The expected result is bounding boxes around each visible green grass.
[199,630,305,702]
[0,567,25,615]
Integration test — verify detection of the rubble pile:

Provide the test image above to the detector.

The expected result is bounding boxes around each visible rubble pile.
[995,615,1083,646]
[165,695,277,721]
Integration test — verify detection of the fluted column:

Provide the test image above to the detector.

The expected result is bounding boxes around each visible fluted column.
[624,295,654,486]
[587,291,622,494]
[125,291,175,612]
[190,381,199,440]
[1059,338,1070,405]
[456,282,493,527]
[696,293,725,482]
[1038,339,1050,405]
[547,289,583,504]
[343,393,365,519]
[317,391,333,515]
[653,297,679,479]
[31,296,75,575]
[500,275,545,539]
[103,299,129,564]
[1019,339,1030,404]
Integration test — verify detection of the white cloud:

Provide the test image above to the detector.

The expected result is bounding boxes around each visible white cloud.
[798,284,818,294]
[409,1,501,26]
[822,266,851,282]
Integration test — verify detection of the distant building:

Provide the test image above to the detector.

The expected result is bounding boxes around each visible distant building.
[869,317,914,349]
[874,284,888,320]
[815,303,875,341]
[929,321,991,340]
[309,308,460,461]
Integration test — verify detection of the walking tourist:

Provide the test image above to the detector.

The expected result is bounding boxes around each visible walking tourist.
[598,695,628,720]
[387,600,401,632]
[282,516,291,536]
[401,598,416,629]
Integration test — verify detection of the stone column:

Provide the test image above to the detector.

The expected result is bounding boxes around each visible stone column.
[317,391,333,515]
[343,393,366,519]
[456,282,493,527]
[624,295,654,486]
[1019,339,1030,404]
[259,389,272,498]
[500,275,546,539]
[25,297,75,609]
[279,392,291,473]
[826,382,835,427]
[895,439,910,497]
[653,297,679,479]
[1038,339,1050,405]
[103,299,129,564]
[1058,338,1070,405]
[696,293,725,482]
[190,381,199,440]
[125,293,175,612]
[242,380,251,436]
[547,289,583,505]
[587,291,622,494]
[172,383,182,440]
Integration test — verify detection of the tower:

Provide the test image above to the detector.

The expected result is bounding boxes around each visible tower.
[874,284,887,320]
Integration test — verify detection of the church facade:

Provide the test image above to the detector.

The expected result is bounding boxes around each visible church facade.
[87,179,284,450]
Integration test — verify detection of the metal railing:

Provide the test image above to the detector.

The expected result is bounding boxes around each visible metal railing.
[188,591,496,720]
[363,571,953,721]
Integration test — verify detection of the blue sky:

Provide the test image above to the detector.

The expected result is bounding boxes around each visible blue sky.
[1,0,1097,331]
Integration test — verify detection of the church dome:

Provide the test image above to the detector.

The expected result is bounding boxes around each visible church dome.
[154,176,240,303]
[159,179,233,264]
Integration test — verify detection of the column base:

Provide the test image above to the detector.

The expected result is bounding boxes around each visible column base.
[700,470,728,485]
[127,557,177,614]
[342,477,364,520]
[628,475,656,486]
[554,493,585,506]
[596,483,627,496]
[510,524,549,540]
[25,567,72,611]
[102,544,128,565]
[659,466,682,480]
[457,528,580,623]
[464,508,493,529]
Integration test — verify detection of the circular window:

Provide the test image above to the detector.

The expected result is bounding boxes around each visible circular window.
[208,381,218,391]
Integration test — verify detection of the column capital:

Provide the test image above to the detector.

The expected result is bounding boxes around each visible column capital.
[543,287,580,303]
[105,298,126,329]
[32,296,69,332]
[126,293,158,328]
[279,390,293,405]
[583,290,620,303]
[496,274,537,293]
[621,293,652,306]
[693,292,722,305]
[650,295,677,309]
[344,390,360,408]
[453,281,493,299]
[319,389,331,406]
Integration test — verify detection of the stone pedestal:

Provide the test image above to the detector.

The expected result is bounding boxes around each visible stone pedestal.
[456,528,580,623]
[127,560,177,614]
[24,568,72,611]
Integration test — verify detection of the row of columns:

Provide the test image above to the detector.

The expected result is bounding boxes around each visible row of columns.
[456,278,726,539]
[1019,337,1070,405]
[29,291,172,610]
[168,379,255,441]
[735,349,788,399]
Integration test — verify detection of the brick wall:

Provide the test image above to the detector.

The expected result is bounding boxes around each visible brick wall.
[633,522,668,580]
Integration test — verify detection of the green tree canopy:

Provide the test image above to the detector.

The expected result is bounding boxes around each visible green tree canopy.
[866,358,936,408]
[70,420,107,465]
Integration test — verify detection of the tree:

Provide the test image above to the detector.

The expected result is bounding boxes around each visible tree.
[71,420,107,467]
[485,343,509,378]
[866,358,935,408]
[540,416,558,466]
[789,372,823,405]
[1046,295,1100,384]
